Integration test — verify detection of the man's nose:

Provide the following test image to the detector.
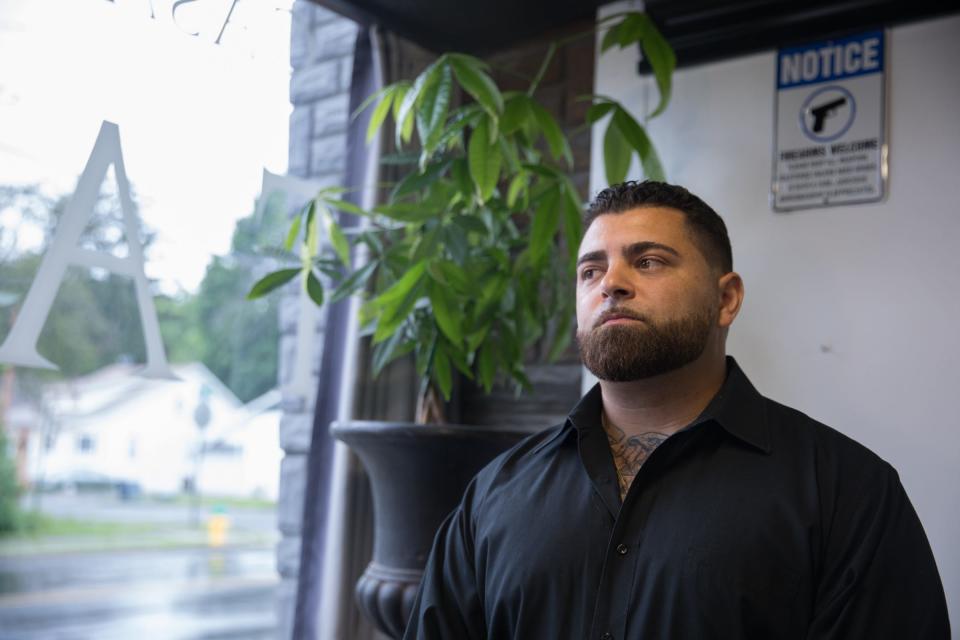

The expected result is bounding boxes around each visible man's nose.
[600,262,634,299]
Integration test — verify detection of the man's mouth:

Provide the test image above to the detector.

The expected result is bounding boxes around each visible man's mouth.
[595,310,646,328]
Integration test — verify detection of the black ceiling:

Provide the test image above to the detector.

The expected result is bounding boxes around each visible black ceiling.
[313,0,957,67]
[313,0,603,55]
[641,0,957,71]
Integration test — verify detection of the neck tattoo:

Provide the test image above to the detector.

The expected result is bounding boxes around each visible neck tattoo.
[601,411,670,501]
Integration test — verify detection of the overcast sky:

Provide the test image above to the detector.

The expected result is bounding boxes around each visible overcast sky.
[0,0,293,292]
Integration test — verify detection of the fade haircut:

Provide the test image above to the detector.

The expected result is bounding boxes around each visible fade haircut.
[584,180,733,273]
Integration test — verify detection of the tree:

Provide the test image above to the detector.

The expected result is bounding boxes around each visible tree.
[0,183,284,403]
[188,198,287,402]
[0,186,154,378]
[0,419,22,533]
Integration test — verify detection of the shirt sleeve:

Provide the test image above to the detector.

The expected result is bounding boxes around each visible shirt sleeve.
[403,485,486,640]
[807,462,950,639]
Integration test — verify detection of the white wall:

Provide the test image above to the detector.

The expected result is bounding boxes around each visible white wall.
[594,7,960,628]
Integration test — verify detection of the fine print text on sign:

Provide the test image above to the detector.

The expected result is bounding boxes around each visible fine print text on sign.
[772,30,887,211]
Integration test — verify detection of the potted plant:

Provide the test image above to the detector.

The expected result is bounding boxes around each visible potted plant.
[249,11,675,637]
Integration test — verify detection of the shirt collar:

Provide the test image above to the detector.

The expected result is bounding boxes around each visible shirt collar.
[566,356,772,454]
[696,357,772,453]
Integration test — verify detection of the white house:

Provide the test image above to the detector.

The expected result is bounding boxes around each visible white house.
[22,362,281,499]
[196,388,282,501]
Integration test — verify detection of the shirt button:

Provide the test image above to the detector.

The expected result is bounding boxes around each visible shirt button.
[616,543,628,555]
[601,634,613,640]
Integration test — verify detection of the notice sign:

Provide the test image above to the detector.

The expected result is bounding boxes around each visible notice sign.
[772,30,887,211]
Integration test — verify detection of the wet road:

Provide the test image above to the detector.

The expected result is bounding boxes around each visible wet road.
[0,546,277,639]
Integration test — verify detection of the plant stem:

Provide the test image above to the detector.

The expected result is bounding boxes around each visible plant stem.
[526,10,637,97]
[527,42,556,96]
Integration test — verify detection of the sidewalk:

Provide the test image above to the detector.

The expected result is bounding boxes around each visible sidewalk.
[2,492,278,557]
[0,525,278,556]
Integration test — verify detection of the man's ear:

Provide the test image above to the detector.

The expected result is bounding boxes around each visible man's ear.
[717,272,744,328]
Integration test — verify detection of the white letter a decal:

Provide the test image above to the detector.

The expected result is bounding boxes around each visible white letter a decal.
[0,121,176,379]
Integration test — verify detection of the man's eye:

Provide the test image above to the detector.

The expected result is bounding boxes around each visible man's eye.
[580,268,597,280]
[637,257,663,270]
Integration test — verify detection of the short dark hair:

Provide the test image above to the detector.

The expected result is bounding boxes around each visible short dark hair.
[584,180,733,273]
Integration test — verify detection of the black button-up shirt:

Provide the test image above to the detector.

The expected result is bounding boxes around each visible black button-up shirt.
[404,358,950,639]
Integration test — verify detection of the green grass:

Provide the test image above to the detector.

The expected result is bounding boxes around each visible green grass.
[147,494,276,511]
[0,511,277,555]
[3,511,159,538]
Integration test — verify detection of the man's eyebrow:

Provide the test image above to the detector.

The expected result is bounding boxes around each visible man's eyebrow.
[623,241,680,259]
[576,242,680,268]
[576,250,606,268]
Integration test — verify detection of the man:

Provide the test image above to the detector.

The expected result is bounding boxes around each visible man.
[403,181,950,639]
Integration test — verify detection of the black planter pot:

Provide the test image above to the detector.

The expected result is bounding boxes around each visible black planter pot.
[331,420,533,639]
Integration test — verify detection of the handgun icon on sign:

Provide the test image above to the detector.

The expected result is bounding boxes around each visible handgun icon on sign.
[809,97,847,133]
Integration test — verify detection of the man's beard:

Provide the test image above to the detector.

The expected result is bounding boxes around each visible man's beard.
[576,305,715,382]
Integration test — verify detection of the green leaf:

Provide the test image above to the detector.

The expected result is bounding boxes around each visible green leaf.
[366,85,396,143]
[372,328,414,376]
[247,268,300,299]
[418,65,453,156]
[476,272,508,323]
[641,144,665,182]
[600,14,675,118]
[451,158,473,198]
[391,84,410,123]
[432,346,453,400]
[531,103,573,166]
[497,136,520,172]
[321,209,351,268]
[411,222,442,262]
[529,189,560,265]
[477,340,496,393]
[373,202,437,223]
[442,224,469,263]
[465,325,489,353]
[304,199,319,261]
[306,269,325,307]
[375,259,427,308]
[468,116,502,203]
[330,260,377,303]
[616,13,646,47]
[374,288,418,343]
[448,54,504,116]
[506,173,527,208]
[561,178,583,263]
[510,365,533,394]
[451,214,488,236]
[586,101,616,124]
[396,62,439,146]
[600,18,626,53]
[500,94,531,135]
[520,163,559,179]
[283,212,302,252]
[428,280,463,345]
[430,259,470,293]
[613,108,665,181]
[547,308,574,362]
[636,14,675,117]
[319,197,368,217]
[315,264,341,280]
[352,84,394,121]
[392,160,449,200]
[603,116,632,185]
[446,343,474,379]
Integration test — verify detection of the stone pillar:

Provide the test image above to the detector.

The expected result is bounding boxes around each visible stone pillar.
[277,3,358,638]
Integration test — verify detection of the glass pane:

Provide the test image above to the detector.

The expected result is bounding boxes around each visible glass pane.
[0,2,293,637]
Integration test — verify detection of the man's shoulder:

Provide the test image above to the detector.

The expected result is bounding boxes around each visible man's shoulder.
[762,395,895,478]
[469,421,570,495]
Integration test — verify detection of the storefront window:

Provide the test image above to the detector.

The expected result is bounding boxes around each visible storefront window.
[0,2,293,636]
